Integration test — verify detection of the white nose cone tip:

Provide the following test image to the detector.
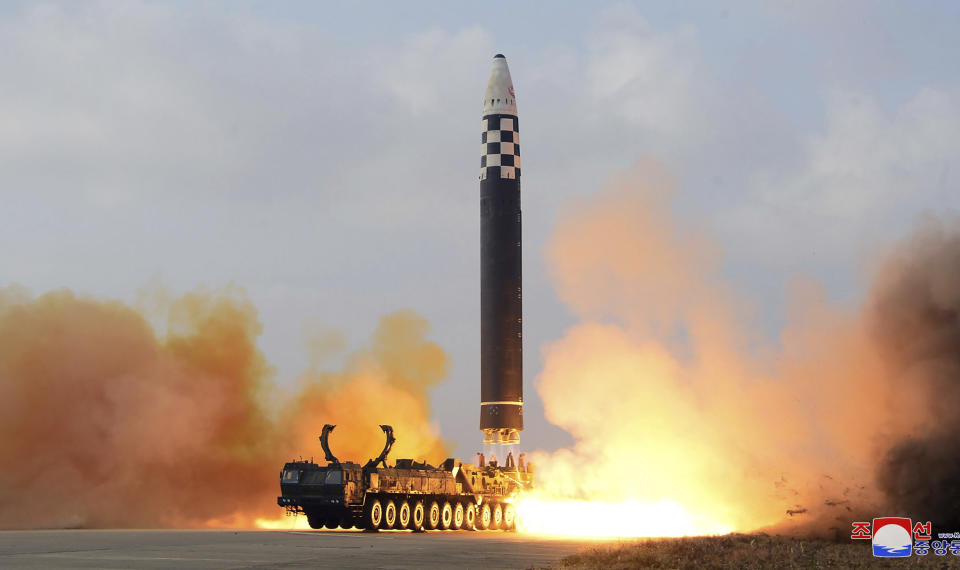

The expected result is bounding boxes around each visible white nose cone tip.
[482,54,517,116]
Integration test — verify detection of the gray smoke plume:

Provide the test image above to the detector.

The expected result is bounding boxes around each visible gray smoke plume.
[871,218,960,528]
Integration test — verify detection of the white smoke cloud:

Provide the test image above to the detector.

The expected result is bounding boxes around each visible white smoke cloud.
[585,5,705,139]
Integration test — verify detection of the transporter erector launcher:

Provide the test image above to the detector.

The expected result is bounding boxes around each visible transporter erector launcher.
[480,54,523,445]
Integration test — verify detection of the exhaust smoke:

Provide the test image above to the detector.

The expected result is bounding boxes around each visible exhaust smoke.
[0,287,448,529]
[518,161,957,536]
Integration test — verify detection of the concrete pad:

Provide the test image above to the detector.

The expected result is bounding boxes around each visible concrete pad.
[0,529,604,569]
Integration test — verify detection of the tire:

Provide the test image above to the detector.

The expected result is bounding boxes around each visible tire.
[364,498,383,530]
[440,502,453,530]
[464,503,476,530]
[503,503,516,531]
[340,513,355,529]
[411,501,425,530]
[398,501,411,530]
[323,516,339,530]
[383,500,397,529]
[492,503,503,530]
[478,503,491,530]
[306,511,325,530]
[425,500,441,530]
[451,502,465,530]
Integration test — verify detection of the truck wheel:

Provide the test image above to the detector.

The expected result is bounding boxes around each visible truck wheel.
[503,504,516,530]
[306,511,325,530]
[425,500,441,530]
[340,513,355,529]
[383,500,397,529]
[324,516,339,530]
[364,498,383,530]
[492,503,503,530]
[451,502,464,530]
[464,503,476,530]
[478,503,491,530]
[398,501,411,529]
[411,501,425,530]
[440,502,453,530]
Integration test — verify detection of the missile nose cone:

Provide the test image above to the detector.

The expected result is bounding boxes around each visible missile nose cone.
[483,54,517,116]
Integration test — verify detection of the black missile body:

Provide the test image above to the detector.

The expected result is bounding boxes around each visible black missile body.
[479,54,523,445]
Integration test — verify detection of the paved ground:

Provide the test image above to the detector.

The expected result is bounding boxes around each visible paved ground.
[0,529,601,569]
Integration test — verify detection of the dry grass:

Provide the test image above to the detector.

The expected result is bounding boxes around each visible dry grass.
[548,533,960,569]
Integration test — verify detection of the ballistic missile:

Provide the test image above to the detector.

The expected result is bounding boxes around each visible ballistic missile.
[479,54,523,445]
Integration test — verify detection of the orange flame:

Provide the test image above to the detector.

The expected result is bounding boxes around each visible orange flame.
[528,161,921,535]
[516,497,732,537]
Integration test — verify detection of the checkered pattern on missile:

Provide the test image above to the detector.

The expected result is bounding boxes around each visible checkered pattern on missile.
[480,115,521,180]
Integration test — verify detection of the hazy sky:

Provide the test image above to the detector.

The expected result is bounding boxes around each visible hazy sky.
[2,1,958,455]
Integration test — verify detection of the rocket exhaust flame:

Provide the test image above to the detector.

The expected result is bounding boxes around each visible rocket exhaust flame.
[515,498,733,538]
[254,516,312,530]
[519,162,960,536]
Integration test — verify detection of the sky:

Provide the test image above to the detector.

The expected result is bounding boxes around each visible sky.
[2,0,959,456]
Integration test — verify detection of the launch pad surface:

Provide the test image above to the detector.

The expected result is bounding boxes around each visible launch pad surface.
[0,529,596,569]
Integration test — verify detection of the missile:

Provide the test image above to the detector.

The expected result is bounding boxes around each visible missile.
[479,54,523,446]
